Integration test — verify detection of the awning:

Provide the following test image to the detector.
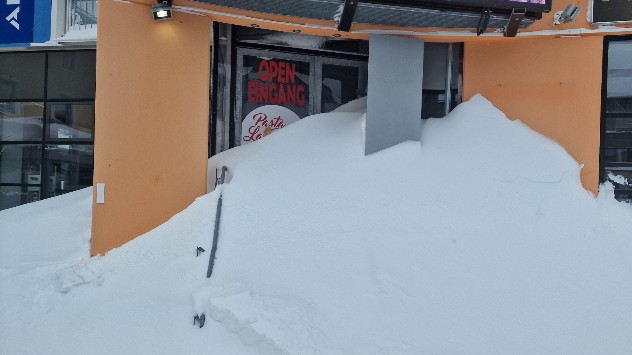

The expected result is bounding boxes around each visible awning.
[193,0,535,30]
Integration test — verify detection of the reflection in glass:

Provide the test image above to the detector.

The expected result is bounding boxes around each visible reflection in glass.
[0,144,42,184]
[45,144,93,197]
[47,103,95,140]
[0,52,46,100]
[606,98,632,114]
[605,115,632,132]
[234,25,369,55]
[47,51,97,99]
[0,185,41,211]
[607,40,632,104]
[321,64,367,113]
[0,102,44,141]
[604,148,632,164]
[605,168,632,203]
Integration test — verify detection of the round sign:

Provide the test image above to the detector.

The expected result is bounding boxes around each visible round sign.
[241,105,301,144]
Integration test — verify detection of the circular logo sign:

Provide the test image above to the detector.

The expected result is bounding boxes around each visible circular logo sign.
[241,105,301,144]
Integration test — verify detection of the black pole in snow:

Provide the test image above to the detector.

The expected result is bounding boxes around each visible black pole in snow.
[207,166,227,278]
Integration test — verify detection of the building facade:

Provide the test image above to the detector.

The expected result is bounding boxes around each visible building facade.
[3,0,629,254]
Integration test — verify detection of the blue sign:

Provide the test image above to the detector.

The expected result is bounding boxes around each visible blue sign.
[0,0,35,44]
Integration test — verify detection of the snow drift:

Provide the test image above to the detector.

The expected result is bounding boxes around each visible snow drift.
[3,95,632,354]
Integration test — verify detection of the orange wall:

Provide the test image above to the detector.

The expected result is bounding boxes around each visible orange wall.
[91,0,212,255]
[463,36,604,194]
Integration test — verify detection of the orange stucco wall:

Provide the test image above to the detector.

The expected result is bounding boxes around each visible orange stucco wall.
[463,36,604,194]
[91,0,211,255]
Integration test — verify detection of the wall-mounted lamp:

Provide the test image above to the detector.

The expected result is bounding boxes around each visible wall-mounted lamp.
[152,0,172,21]
[554,5,580,25]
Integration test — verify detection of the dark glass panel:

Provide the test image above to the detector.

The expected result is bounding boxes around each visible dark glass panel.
[607,40,632,106]
[0,52,46,100]
[605,115,632,132]
[44,144,93,197]
[606,98,632,114]
[235,26,369,55]
[604,149,632,164]
[422,90,447,119]
[0,144,42,184]
[47,103,95,140]
[321,63,367,113]
[0,102,44,141]
[47,51,96,99]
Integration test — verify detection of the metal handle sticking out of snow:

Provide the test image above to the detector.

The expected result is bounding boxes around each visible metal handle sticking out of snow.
[207,166,228,278]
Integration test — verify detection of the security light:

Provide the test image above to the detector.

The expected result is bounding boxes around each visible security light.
[152,0,173,21]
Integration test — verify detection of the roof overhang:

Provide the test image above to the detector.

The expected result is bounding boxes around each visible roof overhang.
[192,0,540,31]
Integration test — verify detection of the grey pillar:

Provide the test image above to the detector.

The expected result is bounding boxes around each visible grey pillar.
[365,34,424,155]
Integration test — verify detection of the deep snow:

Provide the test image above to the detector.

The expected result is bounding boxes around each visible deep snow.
[2,95,632,354]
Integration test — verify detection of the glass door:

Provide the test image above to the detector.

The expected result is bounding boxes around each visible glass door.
[235,48,314,146]
[316,57,368,114]
[234,48,369,147]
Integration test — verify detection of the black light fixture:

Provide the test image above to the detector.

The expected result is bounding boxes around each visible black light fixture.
[152,0,172,21]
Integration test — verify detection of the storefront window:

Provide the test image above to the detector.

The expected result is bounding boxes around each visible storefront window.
[0,144,42,184]
[0,53,46,100]
[47,103,95,140]
[603,37,632,202]
[211,23,231,155]
[321,63,368,113]
[45,144,94,196]
[0,185,41,210]
[47,51,97,99]
[0,50,96,211]
[0,102,44,141]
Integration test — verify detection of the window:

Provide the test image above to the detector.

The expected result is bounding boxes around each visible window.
[602,37,632,203]
[0,50,95,211]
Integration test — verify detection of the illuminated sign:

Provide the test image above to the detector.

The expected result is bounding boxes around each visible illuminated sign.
[247,59,306,107]
[0,0,35,44]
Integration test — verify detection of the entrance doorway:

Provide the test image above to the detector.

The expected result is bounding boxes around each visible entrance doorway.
[210,23,462,156]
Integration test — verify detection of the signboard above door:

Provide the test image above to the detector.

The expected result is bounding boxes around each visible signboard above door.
[0,0,35,44]
[590,0,632,24]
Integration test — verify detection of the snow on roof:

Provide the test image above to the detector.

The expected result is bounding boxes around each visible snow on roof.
[3,95,632,354]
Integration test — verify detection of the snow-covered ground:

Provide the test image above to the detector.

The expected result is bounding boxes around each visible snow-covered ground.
[2,95,632,354]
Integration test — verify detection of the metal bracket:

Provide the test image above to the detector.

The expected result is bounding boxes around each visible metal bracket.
[336,0,358,32]
[504,8,526,37]
[196,246,205,256]
[193,314,205,328]
[476,8,491,36]
[215,166,228,188]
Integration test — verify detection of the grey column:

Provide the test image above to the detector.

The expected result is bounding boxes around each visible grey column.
[365,34,424,155]
[364,35,424,155]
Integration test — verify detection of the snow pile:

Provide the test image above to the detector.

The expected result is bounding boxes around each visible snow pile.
[3,95,632,354]
[0,188,91,280]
